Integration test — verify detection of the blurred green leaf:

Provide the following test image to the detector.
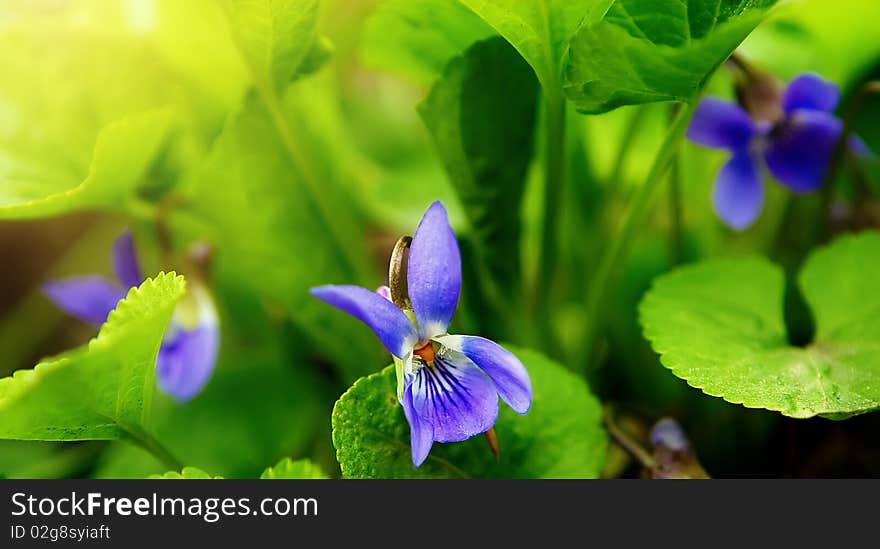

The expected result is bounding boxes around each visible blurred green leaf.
[0,273,185,440]
[564,0,777,113]
[640,231,880,418]
[150,0,251,123]
[220,0,370,320]
[460,0,608,92]
[361,0,494,85]
[151,467,221,479]
[0,111,171,219]
[298,35,335,79]
[0,21,186,219]
[261,457,328,479]
[191,90,379,381]
[93,354,329,479]
[222,0,324,94]
[0,441,104,479]
[418,37,538,301]
[741,0,880,87]
[332,346,607,478]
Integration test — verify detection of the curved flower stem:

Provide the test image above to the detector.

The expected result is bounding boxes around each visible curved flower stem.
[535,91,566,334]
[822,81,880,202]
[121,425,183,472]
[828,80,880,164]
[604,407,655,470]
[810,80,880,238]
[580,101,698,372]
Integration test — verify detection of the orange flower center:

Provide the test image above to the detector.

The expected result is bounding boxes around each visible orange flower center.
[413,341,436,364]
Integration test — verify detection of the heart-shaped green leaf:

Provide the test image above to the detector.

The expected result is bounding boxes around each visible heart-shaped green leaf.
[565,0,777,113]
[418,36,538,303]
[332,346,607,478]
[0,273,186,440]
[639,231,880,419]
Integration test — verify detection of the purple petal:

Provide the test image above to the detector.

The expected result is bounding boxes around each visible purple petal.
[112,230,143,289]
[310,285,416,358]
[410,354,498,444]
[42,276,126,325]
[156,321,219,402]
[783,73,839,114]
[650,418,690,452]
[408,201,461,339]
[764,110,841,193]
[401,380,434,467]
[713,150,764,230]
[435,335,532,414]
[686,98,756,150]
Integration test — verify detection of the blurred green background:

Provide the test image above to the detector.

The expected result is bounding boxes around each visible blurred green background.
[1,0,879,478]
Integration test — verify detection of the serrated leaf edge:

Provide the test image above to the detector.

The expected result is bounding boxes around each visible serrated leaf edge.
[260,457,328,479]
[0,272,186,420]
[330,366,394,479]
[639,245,880,419]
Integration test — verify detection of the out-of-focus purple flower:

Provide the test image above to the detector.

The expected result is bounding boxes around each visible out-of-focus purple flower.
[42,231,219,402]
[311,201,532,467]
[648,417,709,479]
[650,418,690,453]
[687,73,870,230]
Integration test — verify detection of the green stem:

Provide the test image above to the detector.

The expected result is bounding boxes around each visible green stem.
[847,149,874,209]
[608,106,647,186]
[604,407,656,470]
[580,101,698,371]
[667,104,685,266]
[535,91,566,344]
[769,194,797,262]
[668,150,684,266]
[823,81,880,189]
[822,81,880,231]
[121,425,183,472]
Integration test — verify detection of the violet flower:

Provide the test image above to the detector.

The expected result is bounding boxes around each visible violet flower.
[43,231,219,402]
[650,418,691,453]
[311,201,532,467]
[687,73,869,230]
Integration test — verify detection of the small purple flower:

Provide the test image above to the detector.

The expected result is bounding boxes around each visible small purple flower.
[311,201,532,467]
[687,73,869,230]
[43,231,219,402]
[650,418,690,453]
